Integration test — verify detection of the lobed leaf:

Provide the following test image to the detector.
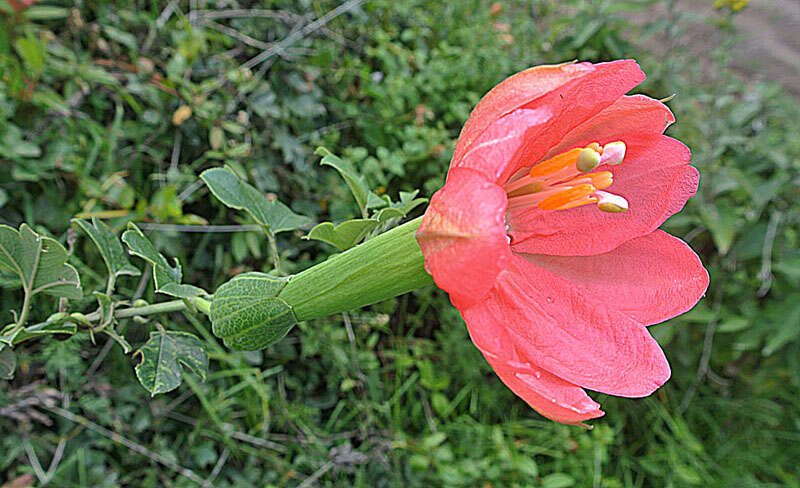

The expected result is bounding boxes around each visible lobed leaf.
[72,218,140,279]
[134,330,208,396]
[0,224,82,299]
[121,223,206,298]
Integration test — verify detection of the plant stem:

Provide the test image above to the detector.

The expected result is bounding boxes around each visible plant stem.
[113,297,212,319]
[266,229,281,273]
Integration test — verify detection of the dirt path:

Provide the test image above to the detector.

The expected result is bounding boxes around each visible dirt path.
[628,0,800,98]
[731,0,800,97]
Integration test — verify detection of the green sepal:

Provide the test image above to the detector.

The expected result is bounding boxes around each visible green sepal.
[210,272,298,351]
[305,219,379,251]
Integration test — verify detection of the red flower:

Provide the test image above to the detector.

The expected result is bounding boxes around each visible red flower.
[415,60,709,424]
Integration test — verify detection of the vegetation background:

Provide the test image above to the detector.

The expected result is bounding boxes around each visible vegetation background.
[2,0,799,486]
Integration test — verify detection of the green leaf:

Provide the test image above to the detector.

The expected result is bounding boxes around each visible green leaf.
[73,218,141,280]
[200,168,309,233]
[0,347,15,380]
[305,219,379,251]
[370,190,426,225]
[134,330,208,396]
[121,223,205,298]
[23,5,70,20]
[397,190,428,214]
[10,320,77,345]
[0,224,82,299]
[317,147,371,216]
[14,37,46,77]
[542,473,575,488]
[700,203,739,255]
[94,291,114,328]
[159,283,207,299]
[210,272,297,351]
[373,207,405,224]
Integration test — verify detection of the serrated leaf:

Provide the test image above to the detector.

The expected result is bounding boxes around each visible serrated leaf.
[0,347,15,380]
[0,224,82,300]
[306,219,379,251]
[134,330,208,396]
[210,272,297,350]
[200,168,309,233]
[317,147,372,216]
[73,218,141,280]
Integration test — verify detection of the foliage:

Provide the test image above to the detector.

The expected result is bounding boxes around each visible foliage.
[1,0,799,486]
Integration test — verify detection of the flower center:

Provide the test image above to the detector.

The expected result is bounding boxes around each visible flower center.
[504,141,629,213]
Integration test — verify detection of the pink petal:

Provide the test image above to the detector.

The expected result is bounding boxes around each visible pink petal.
[453,61,597,165]
[509,134,698,256]
[454,61,646,185]
[521,230,709,326]
[415,168,510,310]
[462,255,671,397]
[465,309,604,424]
[549,94,675,155]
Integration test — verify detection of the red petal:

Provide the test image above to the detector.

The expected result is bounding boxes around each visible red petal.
[465,313,604,423]
[521,231,709,326]
[454,60,646,185]
[462,255,671,397]
[415,168,510,310]
[509,134,698,256]
[550,95,675,155]
[453,61,597,165]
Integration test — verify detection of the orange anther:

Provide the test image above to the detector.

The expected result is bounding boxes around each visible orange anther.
[537,184,596,211]
[528,148,582,178]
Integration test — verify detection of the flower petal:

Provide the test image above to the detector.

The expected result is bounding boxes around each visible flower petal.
[521,230,709,326]
[462,255,671,397]
[550,94,675,154]
[453,61,596,165]
[454,60,646,185]
[466,314,605,424]
[415,168,510,310]
[509,134,698,256]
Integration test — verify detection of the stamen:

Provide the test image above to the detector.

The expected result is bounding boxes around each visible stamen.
[504,142,628,215]
[586,171,613,190]
[537,184,596,211]
[555,195,598,210]
[528,148,583,178]
[506,179,545,198]
[595,191,629,213]
[600,141,626,165]
[576,147,601,172]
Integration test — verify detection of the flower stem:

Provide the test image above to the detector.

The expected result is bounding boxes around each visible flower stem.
[278,217,433,321]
